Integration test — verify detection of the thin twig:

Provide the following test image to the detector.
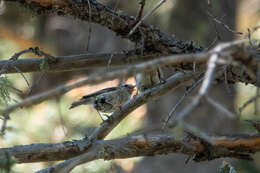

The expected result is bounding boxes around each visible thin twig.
[0,115,8,136]
[206,96,237,119]
[37,72,196,173]
[255,88,260,116]
[173,41,248,123]
[136,0,146,21]
[239,94,260,113]
[2,52,209,116]
[199,46,222,96]
[163,76,204,128]
[199,40,248,96]
[128,0,166,36]
[85,0,92,51]
[12,66,30,89]
[207,11,243,35]
[0,47,36,76]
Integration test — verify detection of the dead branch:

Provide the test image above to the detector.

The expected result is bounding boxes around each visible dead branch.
[1,52,208,116]
[0,50,156,74]
[0,72,196,164]
[3,41,260,117]
[2,132,260,173]
[1,1,260,172]
[128,0,166,36]
[4,0,201,54]
[173,40,251,123]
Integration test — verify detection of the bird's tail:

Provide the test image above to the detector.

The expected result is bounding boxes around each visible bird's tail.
[69,97,93,109]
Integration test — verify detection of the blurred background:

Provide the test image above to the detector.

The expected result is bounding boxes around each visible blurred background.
[1,0,260,172]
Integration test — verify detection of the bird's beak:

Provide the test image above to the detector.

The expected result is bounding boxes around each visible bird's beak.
[69,99,86,109]
[128,85,136,92]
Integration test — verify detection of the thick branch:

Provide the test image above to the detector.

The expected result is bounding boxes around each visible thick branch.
[0,45,258,90]
[0,51,155,74]
[3,43,259,116]
[5,0,201,54]
[1,132,259,165]
[2,54,206,115]
[1,1,259,88]
[0,72,195,163]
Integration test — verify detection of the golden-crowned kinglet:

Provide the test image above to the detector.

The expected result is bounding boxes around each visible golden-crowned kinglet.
[70,84,135,117]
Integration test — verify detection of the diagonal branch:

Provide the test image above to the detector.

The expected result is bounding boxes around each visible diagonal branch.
[2,53,208,116]
[0,72,196,164]
[2,41,259,118]
[4,0,201,54]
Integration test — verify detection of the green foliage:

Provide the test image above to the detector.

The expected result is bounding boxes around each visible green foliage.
[39,58,50,71]
[220,162,236,173]
[0,76,12,104]
[0,154,17,173]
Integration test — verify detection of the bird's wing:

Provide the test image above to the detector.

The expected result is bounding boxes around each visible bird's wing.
[70,86,120,109]
[81,86,119,99]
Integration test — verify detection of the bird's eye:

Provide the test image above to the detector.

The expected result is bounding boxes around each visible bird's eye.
[82,95,89,99]
[99,97,106,103]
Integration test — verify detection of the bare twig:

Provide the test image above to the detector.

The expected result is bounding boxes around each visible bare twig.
[206,96,237,119]
[199,45,222,96]
[199,40,248,96]
[37,72,196,173]
[85,0,92,51]
[173,41,248,123]
[239,94,260,113]
[0,72,195,165]
[255,88,260,116]
[0,116,8,136]
[128,0,166,36]
[0,47,42,134]
[0,47,37,76]
[136,0,146,21]
[6,0,201,55]
[207,11,243,35]
[2,53,209,116]
[12,66,30,89]
[163,76,204,128]
[1,41,252,118]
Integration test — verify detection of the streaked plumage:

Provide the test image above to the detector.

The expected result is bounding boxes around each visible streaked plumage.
[70,84,135,116]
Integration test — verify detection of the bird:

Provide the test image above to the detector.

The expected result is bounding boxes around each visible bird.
[70,84,135,119]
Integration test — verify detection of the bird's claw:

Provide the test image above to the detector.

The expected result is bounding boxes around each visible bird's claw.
[104,115,113,123]
[160,78,166,84]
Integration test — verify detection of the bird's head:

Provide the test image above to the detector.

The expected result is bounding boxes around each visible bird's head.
[121,84,136,94]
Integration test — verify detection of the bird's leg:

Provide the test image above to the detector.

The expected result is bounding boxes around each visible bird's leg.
[97,111,105,121]
[116,104,123,112]
[157,67,166,84]
[104,114,113,123]
[133,90,139,98]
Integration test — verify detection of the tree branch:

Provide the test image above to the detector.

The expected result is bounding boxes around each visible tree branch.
[0,51,161,74]
[2,42,259,117]
[5,0,201,54]
[0,72,196,163]
[2,132,260,172]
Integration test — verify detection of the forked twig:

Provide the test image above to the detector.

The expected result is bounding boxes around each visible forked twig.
[163,76,204,128]
[128,0,166,36]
